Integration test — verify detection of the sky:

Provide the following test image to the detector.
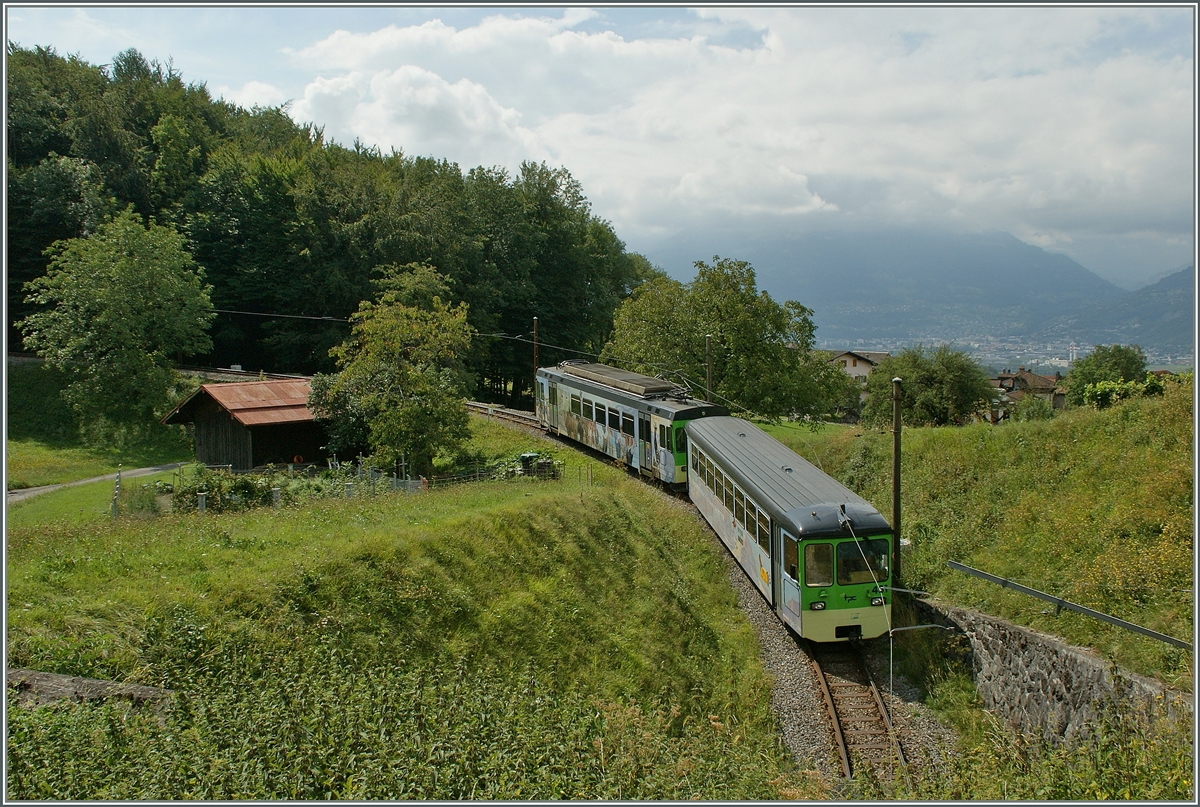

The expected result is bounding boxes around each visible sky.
[4,4,1196,289]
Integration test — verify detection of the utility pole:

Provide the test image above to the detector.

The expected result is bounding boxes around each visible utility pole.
[706,334,712,402]
[532,316,539,401]
[892,377,902,584]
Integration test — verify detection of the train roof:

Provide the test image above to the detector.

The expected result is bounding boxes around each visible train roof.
[685,416,892,539]
[538,363,724,419]
[559,362,678,396]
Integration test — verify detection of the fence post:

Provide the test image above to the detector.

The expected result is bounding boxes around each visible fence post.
[344,481,353,499]
[272,487,281,508]
[198,491,207,513]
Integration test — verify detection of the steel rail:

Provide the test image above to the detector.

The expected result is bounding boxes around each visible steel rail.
[806,641,853,779]
[854,645,911,789]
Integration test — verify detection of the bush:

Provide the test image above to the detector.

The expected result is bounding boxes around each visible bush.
[1009,395,1053,421]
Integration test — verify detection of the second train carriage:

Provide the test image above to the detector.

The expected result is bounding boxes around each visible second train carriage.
[535,362,726,488]
[685,416,893,642]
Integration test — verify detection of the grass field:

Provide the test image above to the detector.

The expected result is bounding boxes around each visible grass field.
[6,362,192,490]
[6,419,822,799]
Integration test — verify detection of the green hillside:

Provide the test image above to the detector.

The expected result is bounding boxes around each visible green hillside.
[6,455,820,799]
[767,374,1193,690]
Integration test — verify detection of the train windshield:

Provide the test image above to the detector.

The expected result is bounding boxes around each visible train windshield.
[836,539,889,585]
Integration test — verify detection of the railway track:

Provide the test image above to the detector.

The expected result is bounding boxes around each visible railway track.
[805,639,909,784]
[465,401,541,428]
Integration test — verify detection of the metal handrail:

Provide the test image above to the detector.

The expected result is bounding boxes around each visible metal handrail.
[947,560,1192,651]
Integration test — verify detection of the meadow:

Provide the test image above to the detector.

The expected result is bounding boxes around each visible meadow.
[6,361,192,490]
[6,422,822,799]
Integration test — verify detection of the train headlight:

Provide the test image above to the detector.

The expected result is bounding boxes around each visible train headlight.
[870,596,885,607]
[809,601,826,611]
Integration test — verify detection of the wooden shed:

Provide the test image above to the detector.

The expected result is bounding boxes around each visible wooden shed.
[162,379,328,471]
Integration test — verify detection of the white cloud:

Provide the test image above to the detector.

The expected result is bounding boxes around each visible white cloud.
[215,80,288,109]
[277,7,1192,277]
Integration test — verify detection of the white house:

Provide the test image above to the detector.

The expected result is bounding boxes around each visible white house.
[830,350,889,382]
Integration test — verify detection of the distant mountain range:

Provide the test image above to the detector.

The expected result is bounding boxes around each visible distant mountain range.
[640,229,1193,355]
[1035,265,1194,353]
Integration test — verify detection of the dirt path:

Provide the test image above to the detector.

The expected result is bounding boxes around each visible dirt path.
[6,463,185,505]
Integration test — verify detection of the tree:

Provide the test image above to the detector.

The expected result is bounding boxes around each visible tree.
[861,345,995,427]
[601,256,849,420]
[1065,344,1147,406]
[19,207,214,427]
[308,265,474,476]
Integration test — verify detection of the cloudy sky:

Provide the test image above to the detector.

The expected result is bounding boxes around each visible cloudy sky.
[5,5,1196,288]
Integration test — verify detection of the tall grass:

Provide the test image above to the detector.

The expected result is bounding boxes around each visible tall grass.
[6,464,821,799]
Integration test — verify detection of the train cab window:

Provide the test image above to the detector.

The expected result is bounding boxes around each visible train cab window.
[837,539,890,585]
[621,412,635,436]
[757,510,770,552]
[784,533,799,580]
[583,398,594,420]
[804,544,833,587]
[608,408,621,429]
[570,395,581,416]
[675,428,687,453]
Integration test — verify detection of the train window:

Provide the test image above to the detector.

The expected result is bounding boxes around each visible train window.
[784,533,799,580]
[757,510,770,552]
[723,474,733,511]
[675,428,687,453]
[805,544,833,587]
[549,386,557,405]
[691,450,699,472]
[704,456,713,489]
[837,539,889,585]
[583,398,594,420]
[570,395,581,416]
[621,413,635,436]
[745,500,756,534]
[734,487,746,525]
[608,407,621,429]
[658,423,673,452]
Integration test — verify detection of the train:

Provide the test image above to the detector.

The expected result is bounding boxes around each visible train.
[535,360,893,642]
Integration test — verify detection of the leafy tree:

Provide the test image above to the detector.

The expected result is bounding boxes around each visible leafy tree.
[18,208,214,428]
[601,256,848,420]
[308,266,474,477]
[861,345,995,427]
[1065,344,1147,406]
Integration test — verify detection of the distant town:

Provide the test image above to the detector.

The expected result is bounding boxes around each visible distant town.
[817,337,1192,375]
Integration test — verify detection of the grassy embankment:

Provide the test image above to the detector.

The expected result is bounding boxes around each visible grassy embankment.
[6,419,821,800]
[6,361,192,490]
[764,376,1194,800]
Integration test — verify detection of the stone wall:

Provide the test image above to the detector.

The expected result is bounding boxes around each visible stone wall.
[915,600,1191,744]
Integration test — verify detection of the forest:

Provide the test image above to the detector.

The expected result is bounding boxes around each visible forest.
[7,44,654,407]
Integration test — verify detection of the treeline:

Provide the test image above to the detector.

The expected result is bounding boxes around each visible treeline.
[7,44,650,405]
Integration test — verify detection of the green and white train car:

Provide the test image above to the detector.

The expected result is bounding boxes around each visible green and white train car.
[535,362,725,488]
[686,416,893,642]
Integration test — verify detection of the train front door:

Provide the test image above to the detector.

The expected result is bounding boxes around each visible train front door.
[780,530,802,630]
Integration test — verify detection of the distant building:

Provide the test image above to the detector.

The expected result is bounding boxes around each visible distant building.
[162,379,328,471]
[986,367,1066,422]
[830,350,889,382]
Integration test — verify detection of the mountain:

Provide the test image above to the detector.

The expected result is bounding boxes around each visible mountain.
[640,228,1125,343]
[1037,266,1194,353]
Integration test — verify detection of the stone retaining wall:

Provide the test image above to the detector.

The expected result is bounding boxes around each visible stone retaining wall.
[915,600,1191,744]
